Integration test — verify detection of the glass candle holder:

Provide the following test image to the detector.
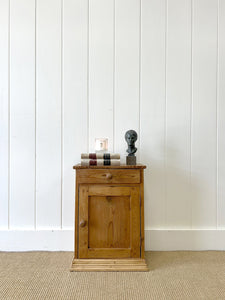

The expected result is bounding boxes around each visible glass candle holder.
[95,138,108,153]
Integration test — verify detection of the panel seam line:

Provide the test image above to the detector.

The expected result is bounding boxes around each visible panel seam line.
[113,0,115,153]
[190,0,193,229]
[216,0,219,229]
[8,0,11,230]
[87,0,90,152]
[164,0,168,229]
[34,0,37,230]
[61,0,64,229]
[138,0,142,163]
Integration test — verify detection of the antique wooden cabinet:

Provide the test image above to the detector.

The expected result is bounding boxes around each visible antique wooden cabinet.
[71,164,148,271]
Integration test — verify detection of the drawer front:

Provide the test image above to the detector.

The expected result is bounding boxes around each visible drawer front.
[77,169,140,184]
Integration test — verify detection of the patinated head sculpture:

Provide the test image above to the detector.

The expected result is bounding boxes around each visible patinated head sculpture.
[125,130,138,156]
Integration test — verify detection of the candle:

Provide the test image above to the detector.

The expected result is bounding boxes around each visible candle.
[95,138,108,152]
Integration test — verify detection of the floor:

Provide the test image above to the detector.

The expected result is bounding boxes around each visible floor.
[0,251,225,299]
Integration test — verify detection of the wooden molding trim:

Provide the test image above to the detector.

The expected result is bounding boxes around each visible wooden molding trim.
[71,258,149,272]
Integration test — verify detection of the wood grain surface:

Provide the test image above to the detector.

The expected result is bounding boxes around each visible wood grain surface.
[77,184,141,260]
[88,196,130,248]
[71,258,148,271]
[76,169,140,184]
[73,164,146,169]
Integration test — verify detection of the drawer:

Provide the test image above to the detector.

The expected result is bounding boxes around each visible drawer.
[77,169,140,184]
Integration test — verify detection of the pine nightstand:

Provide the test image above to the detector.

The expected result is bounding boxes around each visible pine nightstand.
[71,164,148,271]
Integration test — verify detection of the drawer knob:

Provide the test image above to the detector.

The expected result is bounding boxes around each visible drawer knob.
[79,220,87,228]
[106,173,113,180]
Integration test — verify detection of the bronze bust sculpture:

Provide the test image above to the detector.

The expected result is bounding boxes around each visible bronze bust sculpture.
[125,130,138,165]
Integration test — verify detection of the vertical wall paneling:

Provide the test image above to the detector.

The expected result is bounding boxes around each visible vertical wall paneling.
[88,0,114,152]
[0,0,9,228]
[36,0,62,228]
[140,0,166,228]
[191,0,217,228]
[1,0,225,244]
[62,0,88,228]
[165,0,192,228]
[218,0,225,228]
[114,0,140,163]
[10,0,35,228]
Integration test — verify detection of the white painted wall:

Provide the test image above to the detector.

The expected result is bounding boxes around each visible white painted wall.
[1,0,225,251]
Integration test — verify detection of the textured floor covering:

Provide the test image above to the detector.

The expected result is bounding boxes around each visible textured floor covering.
[0,251,225,300]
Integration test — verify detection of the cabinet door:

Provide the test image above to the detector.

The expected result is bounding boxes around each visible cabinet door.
[78,185,140,259]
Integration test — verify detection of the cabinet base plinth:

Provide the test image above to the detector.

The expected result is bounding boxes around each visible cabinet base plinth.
[70,258,149,272]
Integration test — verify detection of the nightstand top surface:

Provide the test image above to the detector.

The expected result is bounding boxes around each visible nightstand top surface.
[73,164,146,170]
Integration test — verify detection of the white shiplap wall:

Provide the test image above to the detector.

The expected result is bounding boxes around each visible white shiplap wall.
[0,0,225,251]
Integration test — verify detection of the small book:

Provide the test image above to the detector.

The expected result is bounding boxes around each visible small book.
[81,159,120,166]
[81,153,120,160]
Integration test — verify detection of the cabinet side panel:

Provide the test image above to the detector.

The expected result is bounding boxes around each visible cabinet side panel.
[130,187,140,258]
[140,170,145,258]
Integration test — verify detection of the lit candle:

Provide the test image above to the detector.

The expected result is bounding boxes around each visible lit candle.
[95,138,108,153]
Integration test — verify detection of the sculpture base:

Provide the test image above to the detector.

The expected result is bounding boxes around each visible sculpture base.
[126,156,136,165]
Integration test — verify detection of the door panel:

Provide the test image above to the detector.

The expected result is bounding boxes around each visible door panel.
[78,185,140,259]
[89,196,130,248]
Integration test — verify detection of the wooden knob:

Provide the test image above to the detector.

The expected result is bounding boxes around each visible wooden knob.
[106,173,113,180]
[79,220,87,227]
